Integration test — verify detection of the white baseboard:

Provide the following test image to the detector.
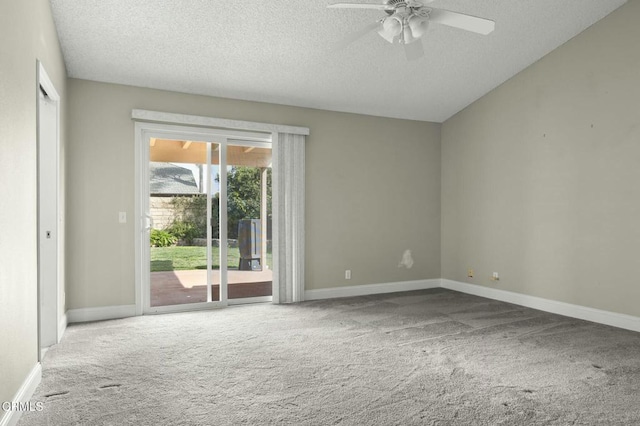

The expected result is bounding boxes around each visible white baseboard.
[441,279,640,333]
[67,304,136,323]
[304,279,441,301]
[57,313,67,343]
[64,280,640,334]
[0,363,42,426]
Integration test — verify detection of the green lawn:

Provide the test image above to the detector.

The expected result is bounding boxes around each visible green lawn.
[150,246,272,272]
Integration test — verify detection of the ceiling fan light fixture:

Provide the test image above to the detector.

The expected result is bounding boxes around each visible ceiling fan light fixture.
[327,1,494,61]
[402,24,416,44]
[378,16,402,43]
[408,14,429,39]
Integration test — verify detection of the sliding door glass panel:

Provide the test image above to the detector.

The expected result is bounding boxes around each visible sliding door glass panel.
[149,138,216,307]
[226,144,273,300]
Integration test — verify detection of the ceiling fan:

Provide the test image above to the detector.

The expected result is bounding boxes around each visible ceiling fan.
[328,0,495,60]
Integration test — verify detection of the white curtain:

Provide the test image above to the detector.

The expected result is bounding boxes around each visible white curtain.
[272,132,305,303]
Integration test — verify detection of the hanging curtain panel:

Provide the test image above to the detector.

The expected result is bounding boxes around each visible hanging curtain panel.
[272,132,306,304]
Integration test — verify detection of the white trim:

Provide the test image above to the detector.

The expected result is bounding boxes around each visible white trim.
[0,363,42,426]
[37,62,60,101]
[57,313,67,342]
[304,279,441,301]
[135,121,272,143]
[58,279,640,334]
[132,109,310,136]
[206,144,213,303]
[43,313,65,357]
[304,278,640,333]
[441,279,640,333]
[67,305,136,323]
[134,122,146,315]
[219,140,229,305]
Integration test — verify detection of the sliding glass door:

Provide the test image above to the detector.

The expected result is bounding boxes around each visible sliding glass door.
[143,133,272,312]
[148,138,220,307]
[225,143,273,303]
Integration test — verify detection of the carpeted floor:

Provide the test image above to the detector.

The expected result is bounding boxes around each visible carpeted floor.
[19,289,640,425]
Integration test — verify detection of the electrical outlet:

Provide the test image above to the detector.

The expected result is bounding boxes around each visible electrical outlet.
[491,272,500,281]
[467,269,474,278]
[345,270,351,280]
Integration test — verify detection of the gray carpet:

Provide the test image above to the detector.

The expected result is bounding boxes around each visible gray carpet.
[19,289,640,425]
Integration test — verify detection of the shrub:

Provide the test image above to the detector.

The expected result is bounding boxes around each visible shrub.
[150,229,177,247]
[166,220,199,244]
[170,195,210,239]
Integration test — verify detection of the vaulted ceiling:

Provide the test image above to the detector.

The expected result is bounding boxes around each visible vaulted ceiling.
[50,0,627,122]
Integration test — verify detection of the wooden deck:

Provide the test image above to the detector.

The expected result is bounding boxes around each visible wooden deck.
[150,269,272,307]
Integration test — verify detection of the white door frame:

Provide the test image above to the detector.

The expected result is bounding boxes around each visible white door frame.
[36,61,62,358]
[134,121,273,315]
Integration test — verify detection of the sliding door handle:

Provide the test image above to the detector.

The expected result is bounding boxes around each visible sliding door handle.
[144,214,154,230]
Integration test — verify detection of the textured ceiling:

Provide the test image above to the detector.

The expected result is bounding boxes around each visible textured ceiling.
[50,0,627,122]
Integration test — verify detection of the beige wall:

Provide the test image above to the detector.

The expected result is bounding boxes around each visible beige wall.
[0,0,67,408]
[442,1,640,317]
[66,79,441,309]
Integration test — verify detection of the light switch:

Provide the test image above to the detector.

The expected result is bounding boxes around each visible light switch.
[119,212,127,223]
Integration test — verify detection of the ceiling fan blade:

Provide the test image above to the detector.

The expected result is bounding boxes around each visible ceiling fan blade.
[428,8,495,35]
[327,2,393,10]
[404,40,424,61]
[334,21,381,50]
